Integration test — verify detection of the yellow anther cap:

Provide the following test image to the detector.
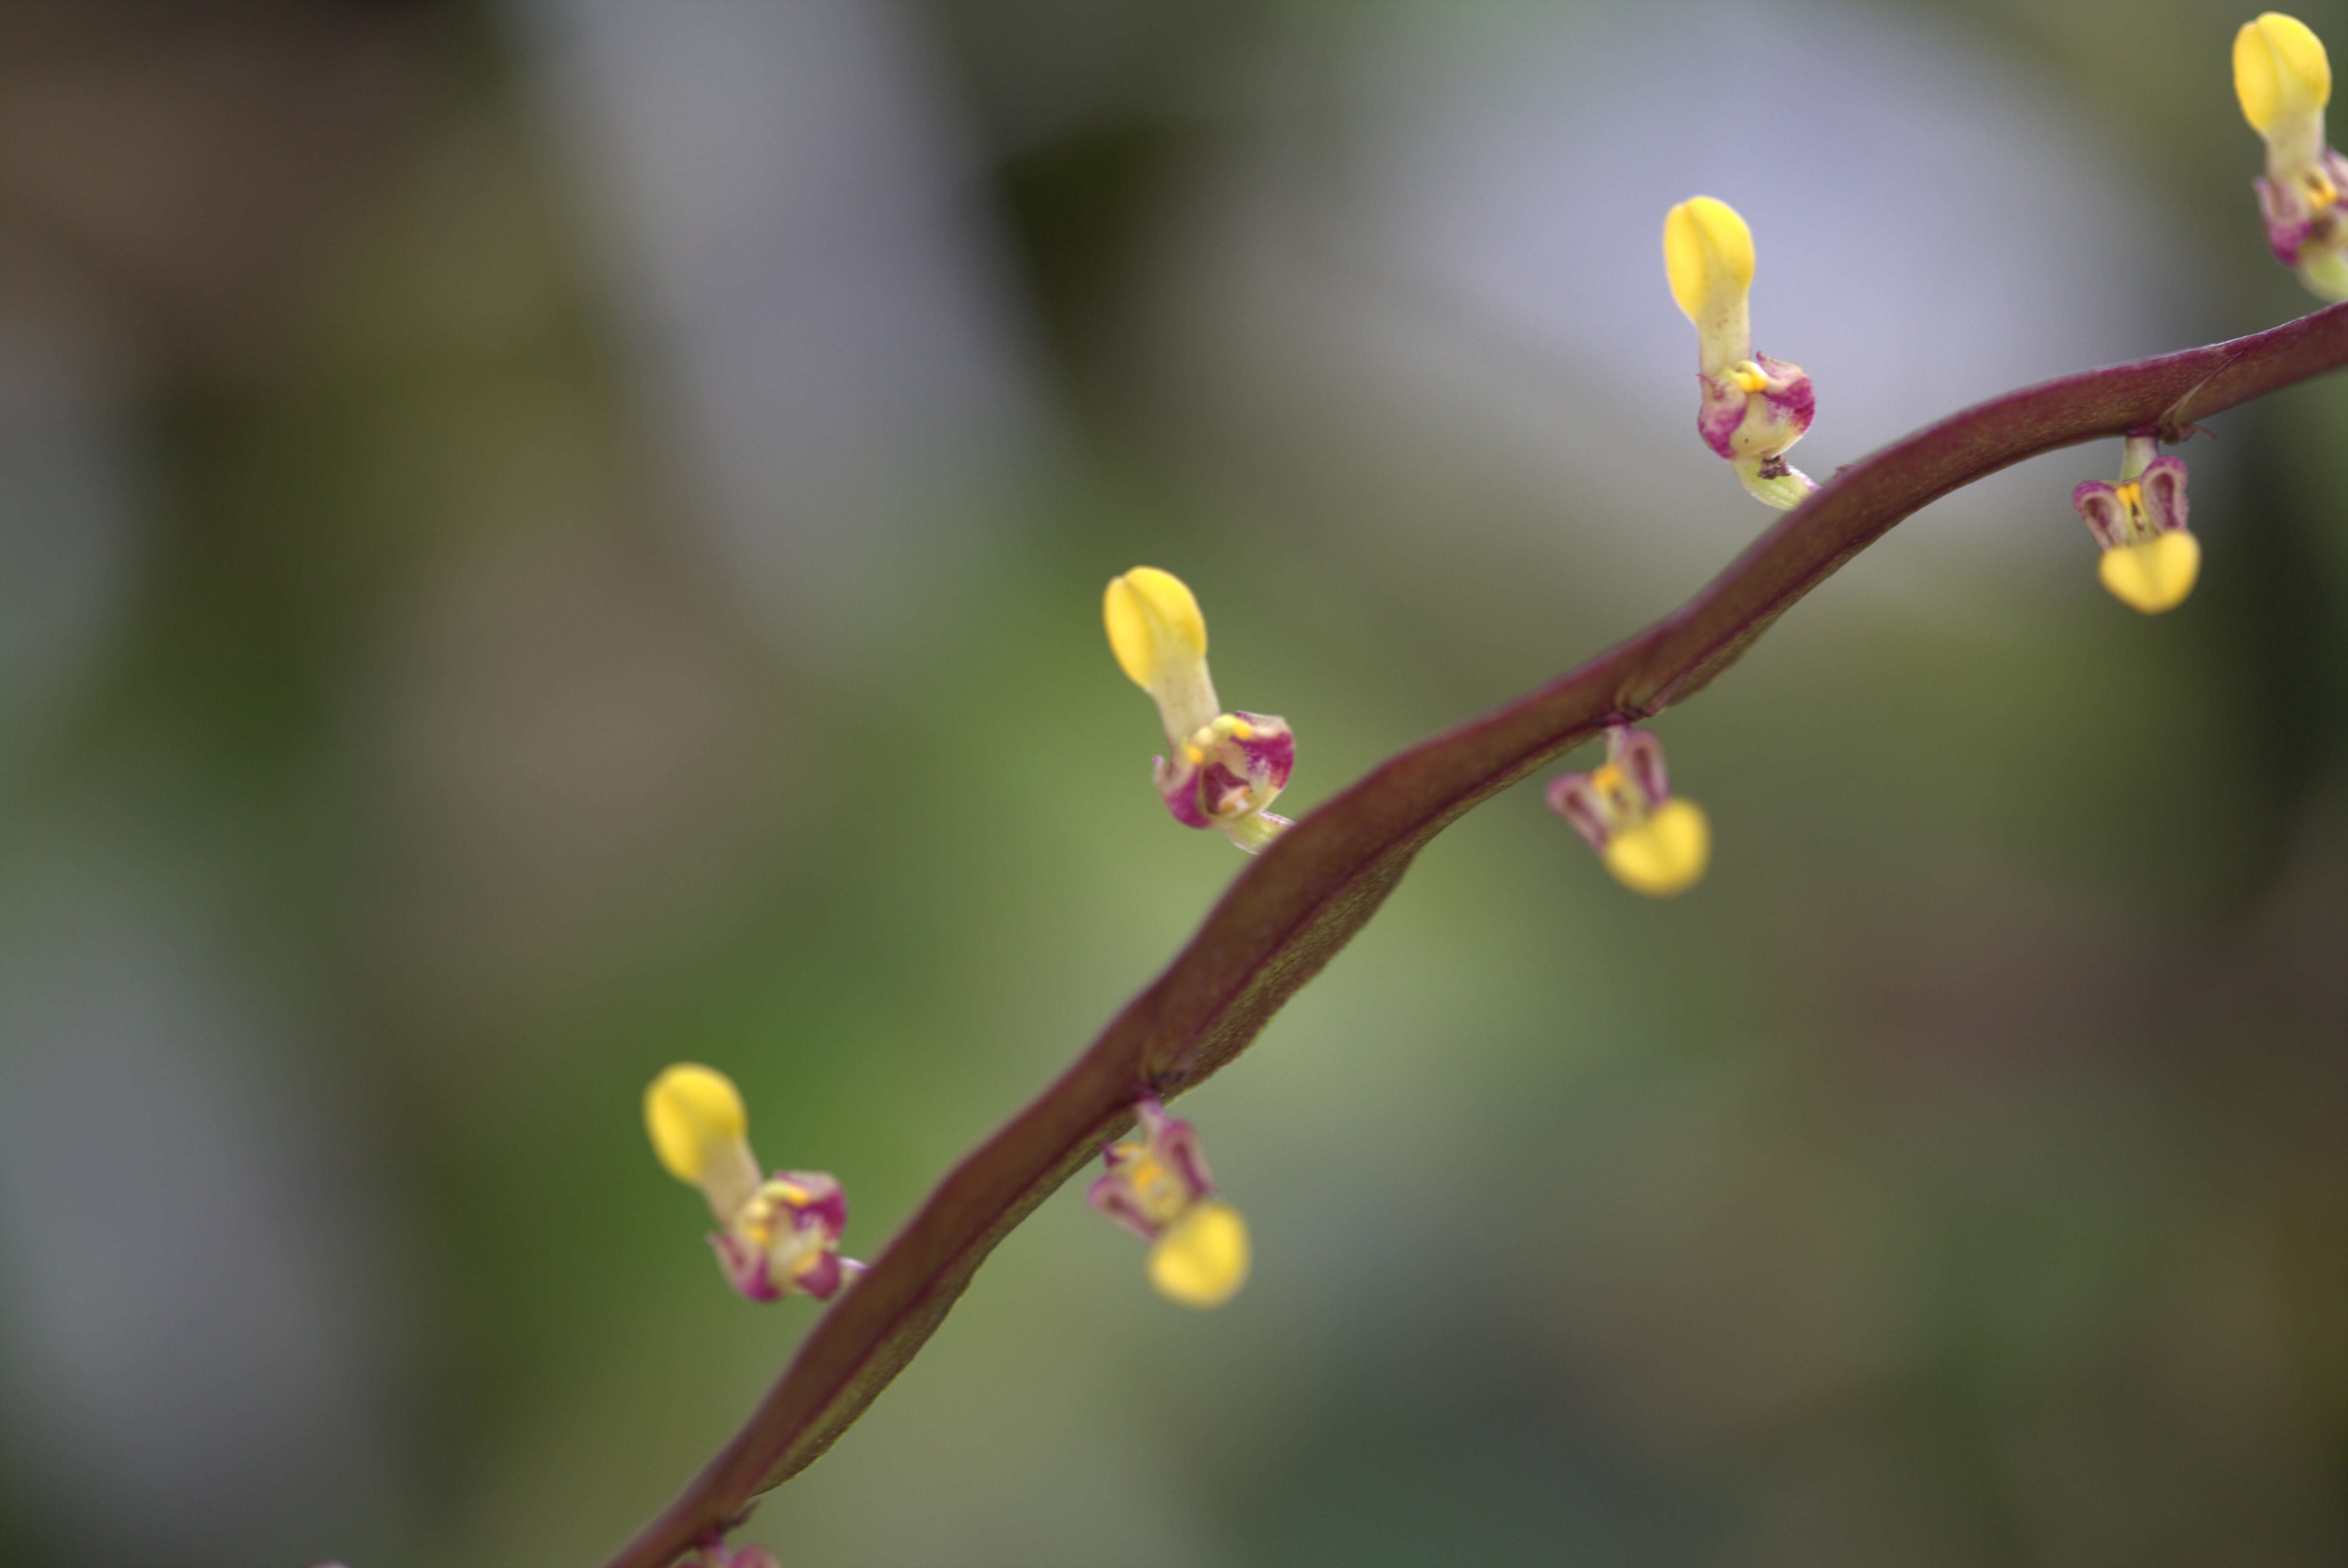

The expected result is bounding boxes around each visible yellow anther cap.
[1599,797,1712,898]
[2237,13,2331,135]
[1663,197,1756,323]
[1105,567,1208,692]
[1146,1200,1251,1309]
[645,1063,749,1186]
[2097,532,2202,614]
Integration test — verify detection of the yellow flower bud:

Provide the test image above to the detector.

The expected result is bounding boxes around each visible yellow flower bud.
[1104,567,1208,693]
[1663,196,1756,355]
[1599,797,1711,898]
[1663,197,1755,320]
[645,1062,749,1186]
[1146,1200,1251,1309]
[2096,531,2201,615]
[2236,13,2331,137]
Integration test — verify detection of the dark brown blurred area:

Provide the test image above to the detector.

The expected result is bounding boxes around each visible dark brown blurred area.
[0,0,453,387]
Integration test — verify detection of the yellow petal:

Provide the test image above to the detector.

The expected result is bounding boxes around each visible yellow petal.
[2236,13,2330,135]
[2097,532,2201,614]
[1600,798,1711,897]
[1662,196,1755,322]
[1147,1201,1250,1308]
[1104,567,1208,691]
[644,1063,748,1185]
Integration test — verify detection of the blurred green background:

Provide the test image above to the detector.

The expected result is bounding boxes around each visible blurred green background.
[0,1,2343,1565]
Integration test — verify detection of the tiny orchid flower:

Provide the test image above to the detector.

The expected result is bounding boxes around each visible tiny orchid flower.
[2072,433,2199,614]
[1664,196,1818,510]
[1547,725,1712,897]
[1087,1096,1251,1309]
[645,1063,858,1304]
[1104,567,1296,854]
[2236,12,2348,300]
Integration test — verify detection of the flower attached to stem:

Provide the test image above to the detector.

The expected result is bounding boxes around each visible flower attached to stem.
[1105,567,1296,854]
[1663,196,1818,510]
[2236,12,2348,300]
[1087,1095,1250,1309]
[1547,725,1711,897]
[645,1063,858,1303]
[2072,433,2198,614]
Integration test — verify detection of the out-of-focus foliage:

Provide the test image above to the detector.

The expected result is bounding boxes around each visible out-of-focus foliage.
[0,2,2340,1565]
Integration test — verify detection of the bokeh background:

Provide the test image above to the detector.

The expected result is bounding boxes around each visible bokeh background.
[1,1,2343,1564]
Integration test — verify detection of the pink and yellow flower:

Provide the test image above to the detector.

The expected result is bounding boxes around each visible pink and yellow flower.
[2236,13,2348,299]
[1547,726,1711,897]
[1105,567,1296,854]
[1664,196,1817,510]
[645,1063,857,1303]
[2072,435,2198,615]
[1087,1096,1251,1309]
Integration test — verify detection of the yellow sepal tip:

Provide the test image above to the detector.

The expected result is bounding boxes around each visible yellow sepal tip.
[1146,1200,1250,1309]
[2236,13,2331,135]
[1662,196,1755,321]
[2097,532,2201,614]
[1104,567,1207,691]
[644,1062,748,1186]
[1600,798,1711,897]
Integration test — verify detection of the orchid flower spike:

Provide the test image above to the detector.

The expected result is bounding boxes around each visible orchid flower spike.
[2072,434,2199,614]
[1663,196,1818,509]
[1547,725,1711,897]
[1087,1096,1250,1309]
[2236,13,2348,300]
[645,1063,858,1303]
[1105,567,1297,854]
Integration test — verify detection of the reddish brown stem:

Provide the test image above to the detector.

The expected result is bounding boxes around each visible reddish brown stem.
[605,302,2348,1568]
